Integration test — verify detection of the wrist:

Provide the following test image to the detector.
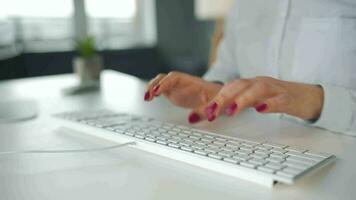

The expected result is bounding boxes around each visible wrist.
[309,85,324,120]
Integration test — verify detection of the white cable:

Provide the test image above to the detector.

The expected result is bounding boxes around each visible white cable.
[0,141,136,156]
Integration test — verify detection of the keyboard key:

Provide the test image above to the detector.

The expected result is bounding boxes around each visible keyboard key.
[270,148,287,154]
[218,151,235,157]
[283,161,310,170]
[189,136,200,140]
[266,157,285,163]
[285,151,323,162]
[181,146,193,152]
[221,146,238,152]
[256,145,272,151]
[191,144,205,150]
[262,142,287,149]
[285,147,307,153]
[236,149,252,155]
[168,143,180,148]
[179,141,194,147]
[156,140,168,145]
[239,146,253,151]
[240,161,257,169]
[208,153,222,160]
[145,137,156,142]
[250,153,268,159]
[257,166,275,174]
[124,131,135,136]
[249,158,267,165]
[226,141,240,147]
[286,156,316,165]
[194,149,208,156]
[205,147,220,154]
[232,154,250,161]
[134,134,145,139]
[265,162,285,170]
[304,151,331,159]
[168,138,180,144]
[223,157,239,164]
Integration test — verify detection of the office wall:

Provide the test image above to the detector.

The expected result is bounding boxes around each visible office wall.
[156,0,214,76]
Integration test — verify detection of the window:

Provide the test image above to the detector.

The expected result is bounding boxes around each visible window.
[85,0,138,49]
[0,0,157,59]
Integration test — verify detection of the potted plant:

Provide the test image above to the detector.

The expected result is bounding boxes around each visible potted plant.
[73,36,103,86]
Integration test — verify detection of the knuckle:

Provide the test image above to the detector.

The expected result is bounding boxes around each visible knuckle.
[224,80,237,87]
[157,73,166,78]
[238,93,253,106]
[167,71,180,77]
[225,79,251,88]
[254,76,274,82]
[254,81,269,92]
[237,79,251,85]
[276,94,290,105]
[217,93,230,104]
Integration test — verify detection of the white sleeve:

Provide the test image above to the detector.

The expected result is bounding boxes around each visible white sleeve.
[311,84,356,136]
[203,37,239,82]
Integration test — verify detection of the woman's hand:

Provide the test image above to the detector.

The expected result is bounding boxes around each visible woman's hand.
[144,71,223,123]
[204,76,324,121]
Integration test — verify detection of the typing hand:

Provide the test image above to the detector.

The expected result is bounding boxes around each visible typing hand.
[204,76,324,122]
[144,71,222,123]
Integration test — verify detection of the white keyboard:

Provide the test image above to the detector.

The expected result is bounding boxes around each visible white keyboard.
[53,110,335,187]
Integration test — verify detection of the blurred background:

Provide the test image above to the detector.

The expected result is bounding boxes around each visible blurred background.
[0,0,233,81]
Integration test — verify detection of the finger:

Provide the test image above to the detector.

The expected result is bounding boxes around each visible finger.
[255,94,290,114]
[154,71,185,96]
[188,104,209,124]
[230,82,278,116]
[205,79,252,120]
[145,73,166,101]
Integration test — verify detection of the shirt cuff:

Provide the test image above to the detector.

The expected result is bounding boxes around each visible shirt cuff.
[311,84,356,136]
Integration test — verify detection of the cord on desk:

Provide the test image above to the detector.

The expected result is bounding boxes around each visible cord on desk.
[0,141,136,156]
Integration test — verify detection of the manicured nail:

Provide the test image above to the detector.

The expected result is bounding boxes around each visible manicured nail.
[206,102,218,115]
[207,113,216,122]
[225,103,238,116]
[188,112,200,124]
[144,91,150,101]
[153,85,160,94]
[255,103,267,112]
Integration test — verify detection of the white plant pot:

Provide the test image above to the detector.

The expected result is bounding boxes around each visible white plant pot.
[73,55,103,85]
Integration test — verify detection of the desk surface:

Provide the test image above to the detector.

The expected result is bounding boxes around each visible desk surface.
[0,70,354,200]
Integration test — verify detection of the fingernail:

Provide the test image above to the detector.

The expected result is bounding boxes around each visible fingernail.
[255,103,267,112]
[225,103,238,116]
[144,91,150,101]
[206,102,218,115]
[207,113,216,122]
[153,85,160,94]
[188,112,200,124]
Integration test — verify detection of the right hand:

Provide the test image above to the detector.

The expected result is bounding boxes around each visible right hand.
[144,71,223,123]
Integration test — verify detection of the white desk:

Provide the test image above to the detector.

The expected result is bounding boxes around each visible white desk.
[0,70,354,200]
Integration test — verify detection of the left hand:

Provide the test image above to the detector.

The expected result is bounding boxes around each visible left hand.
[204,76,324,121]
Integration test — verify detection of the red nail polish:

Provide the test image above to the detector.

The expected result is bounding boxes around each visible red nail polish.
[144,91,150,101]
[225,103,238,116]
[207,113,216,122]
[255,103,267,112]
[188,112,200,124]
[153,85,160,94]
[206,102,218,114]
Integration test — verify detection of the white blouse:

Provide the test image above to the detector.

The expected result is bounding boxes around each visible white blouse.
[204,0,356,136]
